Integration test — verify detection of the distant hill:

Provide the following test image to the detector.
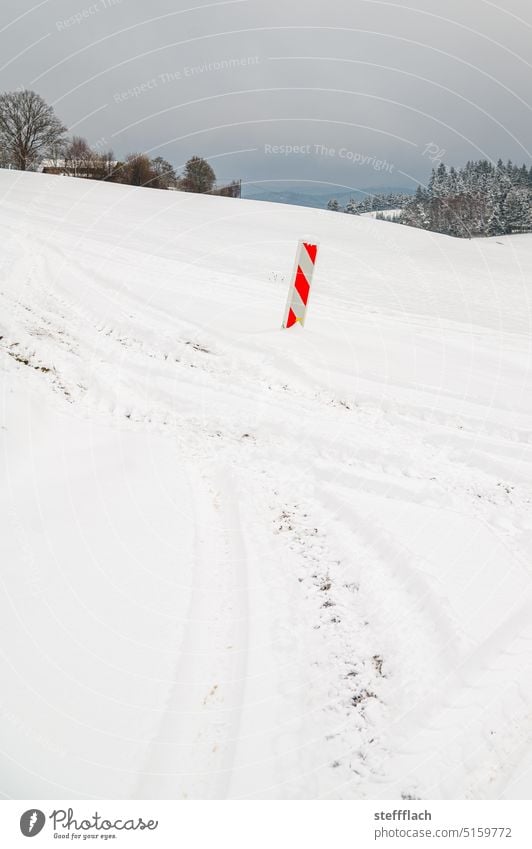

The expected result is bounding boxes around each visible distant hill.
[242,182,414,209]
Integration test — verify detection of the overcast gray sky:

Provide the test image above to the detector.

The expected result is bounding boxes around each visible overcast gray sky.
[1,0,531,194]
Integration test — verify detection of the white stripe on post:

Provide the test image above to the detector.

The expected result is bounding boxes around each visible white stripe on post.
[282,239,319,329]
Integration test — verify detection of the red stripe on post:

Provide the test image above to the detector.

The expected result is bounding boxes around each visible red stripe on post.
[303,242,317,264]
[281,239,319,329]
[294,267,310,305]
[286,307,298,327]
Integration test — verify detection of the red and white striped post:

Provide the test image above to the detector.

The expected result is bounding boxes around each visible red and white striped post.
[282,239,319,328]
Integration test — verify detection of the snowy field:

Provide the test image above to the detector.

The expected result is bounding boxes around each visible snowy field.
[1,170,532,801]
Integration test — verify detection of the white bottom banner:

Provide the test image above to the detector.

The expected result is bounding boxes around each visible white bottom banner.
[0,800,531,848]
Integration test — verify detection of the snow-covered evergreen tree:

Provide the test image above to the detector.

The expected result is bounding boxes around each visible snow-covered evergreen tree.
[344,197,359,214]
[399,158,532,238]
[503,187,531,234]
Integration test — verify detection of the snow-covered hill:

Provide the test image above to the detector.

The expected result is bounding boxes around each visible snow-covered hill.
[1,170,532,800]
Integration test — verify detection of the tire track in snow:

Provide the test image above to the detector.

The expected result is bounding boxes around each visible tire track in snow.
[133,463,249,799]
[317,481,532,798]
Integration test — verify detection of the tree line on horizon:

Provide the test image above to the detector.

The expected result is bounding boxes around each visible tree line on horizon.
[398,160,532,237]
[327,159,532,238]
[0,89,240,197]
[327,192,412,215]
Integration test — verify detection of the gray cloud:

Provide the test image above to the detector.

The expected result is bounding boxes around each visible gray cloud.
[1,0,531,192]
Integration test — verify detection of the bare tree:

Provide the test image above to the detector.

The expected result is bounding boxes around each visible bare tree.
[64,136,93,177]
[118,153,156,187]
[181,156,216,193]
[46,139,67,170]
[150,156,177,189]
[62,138,117,181]
[214,179,241,198]
[0,144,12,168]
[101,150,117,180]
[89,149,116,181]
[0,90,67,171]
